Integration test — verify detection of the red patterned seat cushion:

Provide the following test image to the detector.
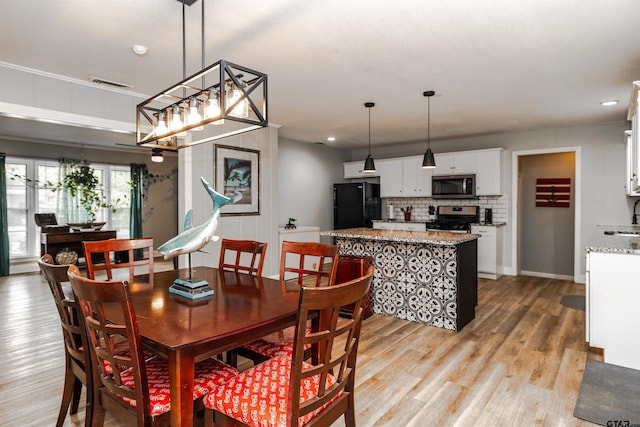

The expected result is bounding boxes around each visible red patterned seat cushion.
[243,326,312,358]
[116,357,239,416]
[241,338,296,359]
[204,354,342,427]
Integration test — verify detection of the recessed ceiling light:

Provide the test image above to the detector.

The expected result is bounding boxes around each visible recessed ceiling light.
[132,44,149,56]
[327,137,336,142]
[600,100,619,107]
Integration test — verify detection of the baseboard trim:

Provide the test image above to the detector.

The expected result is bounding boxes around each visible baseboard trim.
[520,270,574,281]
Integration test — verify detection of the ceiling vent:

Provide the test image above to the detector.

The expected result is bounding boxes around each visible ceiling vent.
[89,77,132,89]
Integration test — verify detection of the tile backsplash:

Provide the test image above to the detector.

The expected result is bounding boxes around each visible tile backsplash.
[385,195,507,223]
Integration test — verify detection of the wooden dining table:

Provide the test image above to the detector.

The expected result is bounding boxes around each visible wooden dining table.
[112,266,302,426]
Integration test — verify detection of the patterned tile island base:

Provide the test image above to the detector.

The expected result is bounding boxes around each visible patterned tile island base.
[322,228,478,332]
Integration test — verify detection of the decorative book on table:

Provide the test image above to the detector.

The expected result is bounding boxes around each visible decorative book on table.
[169,279,214,299]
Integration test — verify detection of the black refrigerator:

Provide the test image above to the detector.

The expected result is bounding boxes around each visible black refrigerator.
[333,183,381,229]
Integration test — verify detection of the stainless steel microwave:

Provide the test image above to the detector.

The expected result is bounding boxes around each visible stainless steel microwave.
[432,174,476,199]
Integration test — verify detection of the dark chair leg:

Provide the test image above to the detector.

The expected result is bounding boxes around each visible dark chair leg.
[56,359,75,427]
[70,377,83,415]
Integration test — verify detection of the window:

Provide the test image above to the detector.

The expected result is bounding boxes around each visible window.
[6,157,131,259]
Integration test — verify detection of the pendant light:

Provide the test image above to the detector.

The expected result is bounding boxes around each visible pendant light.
[363,102,376,173]
[422,90,437,169]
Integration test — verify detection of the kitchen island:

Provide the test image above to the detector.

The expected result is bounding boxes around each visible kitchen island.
[321,227,478,331]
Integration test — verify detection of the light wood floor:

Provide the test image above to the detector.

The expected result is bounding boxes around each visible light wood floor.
[0,270,599,426]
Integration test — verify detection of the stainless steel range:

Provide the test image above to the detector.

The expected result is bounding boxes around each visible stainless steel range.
[425,206,479,233]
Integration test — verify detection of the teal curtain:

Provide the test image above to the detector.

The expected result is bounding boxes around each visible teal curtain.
[0,154,9,276]
[130,164,145,259]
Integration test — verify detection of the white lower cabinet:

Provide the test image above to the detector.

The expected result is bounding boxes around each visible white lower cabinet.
[373,222,425,231]
[587,251,640,370]
[470,225,503,279]
[372,222,396,230]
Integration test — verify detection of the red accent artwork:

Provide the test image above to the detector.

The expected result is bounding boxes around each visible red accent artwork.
[536,178,571,208]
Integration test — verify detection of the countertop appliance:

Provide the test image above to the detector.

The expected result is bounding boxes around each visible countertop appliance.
[432,174,476,199]
[333,182,381,229]
[425,205,480,233]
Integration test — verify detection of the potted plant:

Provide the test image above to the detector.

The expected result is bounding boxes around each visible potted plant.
[62,165,112,224]
[285,217,297,229]
[10,162,119,226]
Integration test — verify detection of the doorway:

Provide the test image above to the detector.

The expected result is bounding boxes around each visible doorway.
[511,147,581,282]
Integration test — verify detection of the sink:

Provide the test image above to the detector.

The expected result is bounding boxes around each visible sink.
[604,230,640,237]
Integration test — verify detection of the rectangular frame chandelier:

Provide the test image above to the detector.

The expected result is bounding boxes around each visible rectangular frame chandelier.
[136,59,268,150]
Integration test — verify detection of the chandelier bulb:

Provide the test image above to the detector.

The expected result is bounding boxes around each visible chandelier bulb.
[205,90,224,125]
[169,105,187,137]
[187,96,203,131]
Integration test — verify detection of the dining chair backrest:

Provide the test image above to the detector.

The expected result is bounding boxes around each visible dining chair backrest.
[289,264,374,425]
[218,239,267,276]
[67,264,153,425]
[83,237,154,283]
[37,254,92,427]
[279,241,339,287]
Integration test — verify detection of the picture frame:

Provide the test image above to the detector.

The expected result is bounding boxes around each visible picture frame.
[215,144,260,216]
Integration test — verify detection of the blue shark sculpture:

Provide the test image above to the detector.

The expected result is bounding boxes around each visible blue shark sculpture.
[158,177,233,260]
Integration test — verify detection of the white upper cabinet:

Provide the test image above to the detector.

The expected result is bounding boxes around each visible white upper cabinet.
[377,156,431,198]
[377,158,403,197]
[347,148,504,198]
[434,152,476,175]
[626,81,640,196]
[403,156,432,197]
[344,160,380,178]
[474,148,503,196]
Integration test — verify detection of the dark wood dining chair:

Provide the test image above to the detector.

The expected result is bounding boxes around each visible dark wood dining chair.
[233,241,339,365]
[218,238,267,276]
[37,254,93,427]
[279,240,339,287]
[83,237,154,283]
[66,264,240,427]
[204,265,374,427]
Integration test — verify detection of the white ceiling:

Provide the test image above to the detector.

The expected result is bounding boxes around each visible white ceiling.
[1,0,640,150]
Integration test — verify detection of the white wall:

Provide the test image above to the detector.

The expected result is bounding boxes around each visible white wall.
[350,120,631,280]
[178,126,281,277]
[277,138,351,243]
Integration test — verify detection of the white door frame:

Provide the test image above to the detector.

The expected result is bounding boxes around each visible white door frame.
[510,146,582,282]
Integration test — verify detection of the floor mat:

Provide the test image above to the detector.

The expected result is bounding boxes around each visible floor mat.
[560,294,585,311]
[574,359,640,425]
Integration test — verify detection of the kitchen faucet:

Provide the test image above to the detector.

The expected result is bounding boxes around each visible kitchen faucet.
[633,199,640,225]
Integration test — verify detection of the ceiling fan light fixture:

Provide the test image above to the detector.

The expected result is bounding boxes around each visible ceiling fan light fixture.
[151,148,164,163]
[421,90,437,169]
[362,102,377,173]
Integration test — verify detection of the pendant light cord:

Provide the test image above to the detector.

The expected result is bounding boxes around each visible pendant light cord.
[201,0,205,86]
[368,107,371,155]
[427,94,431,149]
[182,1,186,98]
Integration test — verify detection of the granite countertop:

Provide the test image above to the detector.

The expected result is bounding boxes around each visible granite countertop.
[321,227,478,245]
[586,225,640,255]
